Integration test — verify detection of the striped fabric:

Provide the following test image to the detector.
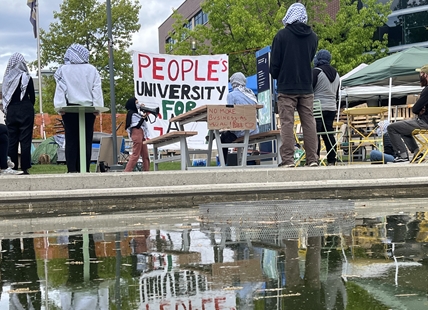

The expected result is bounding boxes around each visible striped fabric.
[1,53,31,114]
[54,44,90,93]
[282,3,308,26]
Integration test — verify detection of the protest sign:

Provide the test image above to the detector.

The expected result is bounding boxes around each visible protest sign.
[133,52,229,149]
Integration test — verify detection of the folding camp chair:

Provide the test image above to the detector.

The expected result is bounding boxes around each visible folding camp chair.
[313,100,344,165]
[411,129,428,163]
[295,100,343,166]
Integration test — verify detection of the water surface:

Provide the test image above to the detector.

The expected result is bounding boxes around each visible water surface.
[0,199,426,309]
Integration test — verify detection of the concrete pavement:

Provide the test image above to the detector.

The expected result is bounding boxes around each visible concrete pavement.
[1,162,428,217]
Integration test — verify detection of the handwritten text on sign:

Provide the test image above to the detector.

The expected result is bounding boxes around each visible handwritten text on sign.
[207,105,257,130]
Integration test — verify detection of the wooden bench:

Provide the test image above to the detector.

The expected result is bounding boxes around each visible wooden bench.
[144,131,197,170]
[233,130,282,166]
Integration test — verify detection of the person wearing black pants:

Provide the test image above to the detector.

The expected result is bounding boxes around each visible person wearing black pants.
[62,112,96,173]
[1,53,35,174]
[54,43,104,173]
[0,124,9,170]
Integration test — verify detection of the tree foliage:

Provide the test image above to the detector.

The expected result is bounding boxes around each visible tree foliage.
[168,0,392,77]
[167,0,327,76]
[314,0,392,75]
[39,0,141,112]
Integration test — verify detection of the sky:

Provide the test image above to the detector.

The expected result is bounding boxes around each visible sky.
[0,0,184,81]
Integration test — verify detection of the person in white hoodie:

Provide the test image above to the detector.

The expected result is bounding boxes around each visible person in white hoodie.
[54,43,104,173]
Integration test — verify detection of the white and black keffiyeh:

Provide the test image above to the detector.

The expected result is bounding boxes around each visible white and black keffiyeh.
[230,72,257,103]
[1,53,30,113]
[282,3,308,26]
[54,43,90,93]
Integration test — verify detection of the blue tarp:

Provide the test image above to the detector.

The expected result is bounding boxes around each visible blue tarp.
[228,74,258,95]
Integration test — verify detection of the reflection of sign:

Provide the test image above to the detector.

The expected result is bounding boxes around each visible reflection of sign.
[207,105,256,130]
[141,294,236,310]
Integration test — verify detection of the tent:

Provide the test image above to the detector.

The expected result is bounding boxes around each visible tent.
[31,136,60,164]
[341,47,428,120]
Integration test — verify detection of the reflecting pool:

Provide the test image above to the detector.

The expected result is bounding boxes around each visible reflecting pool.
[0,199,427,310]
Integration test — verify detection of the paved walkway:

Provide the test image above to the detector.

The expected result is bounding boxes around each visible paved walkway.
[1,163,428,217]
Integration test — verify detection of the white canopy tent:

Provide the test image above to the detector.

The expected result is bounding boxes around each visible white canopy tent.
[340,47,428,121]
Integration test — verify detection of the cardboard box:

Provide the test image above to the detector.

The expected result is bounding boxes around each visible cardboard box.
[406,94,420,106]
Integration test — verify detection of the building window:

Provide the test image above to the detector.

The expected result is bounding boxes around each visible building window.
[194,10,208,26]
[376,10,428,47]
[184,20,192,30]
[166,37,176,52]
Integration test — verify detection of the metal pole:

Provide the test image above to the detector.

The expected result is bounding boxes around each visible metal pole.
[107,0,118,165]
[36,0,45,139]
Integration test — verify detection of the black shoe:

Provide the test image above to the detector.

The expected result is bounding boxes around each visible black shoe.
[393,157,409,163]
[22,170,30,175]
[412,153,424,163]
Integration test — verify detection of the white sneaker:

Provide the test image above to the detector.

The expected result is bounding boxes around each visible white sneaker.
[7,157,14,168]
[0,168,23,175]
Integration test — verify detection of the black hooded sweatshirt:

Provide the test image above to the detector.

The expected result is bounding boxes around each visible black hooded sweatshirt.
[270,22,318,95]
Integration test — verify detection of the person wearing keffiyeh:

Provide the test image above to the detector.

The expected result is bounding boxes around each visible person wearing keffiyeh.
[1,52,35,174]
[269,3,318,168]
[220,72,259,165]
[54,43,104,173]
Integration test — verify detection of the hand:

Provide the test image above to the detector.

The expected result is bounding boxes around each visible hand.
[419,106,426,116]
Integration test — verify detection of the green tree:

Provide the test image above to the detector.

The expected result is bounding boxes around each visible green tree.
[314,0,392,75]
[39,0,141,112]
[168,0,392,77]
[167,0,328,76]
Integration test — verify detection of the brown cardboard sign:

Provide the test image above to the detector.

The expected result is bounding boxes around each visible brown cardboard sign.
[207,105,257,130]
[406,94,420,106]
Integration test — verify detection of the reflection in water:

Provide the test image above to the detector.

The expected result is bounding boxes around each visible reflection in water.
[0,200,426,309]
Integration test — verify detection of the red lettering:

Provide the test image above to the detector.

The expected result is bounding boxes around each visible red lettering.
[202,298,212,310]
[138,54,151,79]
[214,297,226,310]
[182,59,194,81]
[168,60,179,81]
[153,57,165,80]
[194,60,205,81]
[208,60,219,81]
[154,126,163,136]
[221,60,228,72]
[175,300,187,310]
[160,301,171,310]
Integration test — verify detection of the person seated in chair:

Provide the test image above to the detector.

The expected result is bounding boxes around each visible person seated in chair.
[220,72,259,165]
[370,121,396,164]
[387,64,428,163]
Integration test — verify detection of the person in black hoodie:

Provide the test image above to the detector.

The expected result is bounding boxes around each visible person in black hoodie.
[312,49,340,165]
[124,97,150,172]
[387,64,428,163]
[270,3,318,168]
